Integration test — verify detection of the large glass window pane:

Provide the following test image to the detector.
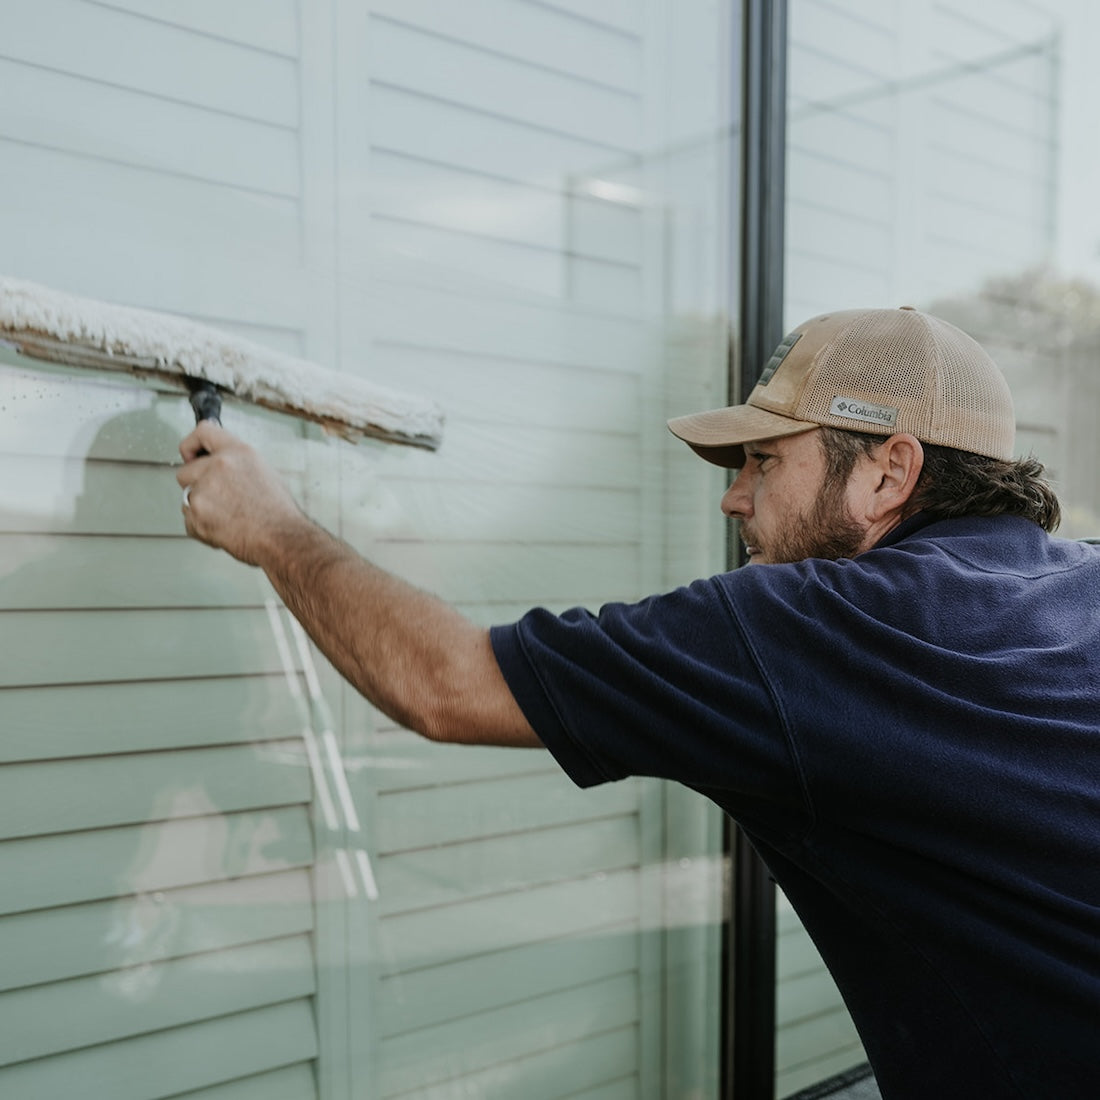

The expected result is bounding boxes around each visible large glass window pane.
[782,1,1100,1095]
[0,2,736,1096]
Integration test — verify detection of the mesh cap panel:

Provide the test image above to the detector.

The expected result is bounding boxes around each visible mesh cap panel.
[930,320,1015,456]
[802,312,937,438]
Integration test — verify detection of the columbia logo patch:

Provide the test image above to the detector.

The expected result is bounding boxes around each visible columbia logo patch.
[829,396,898,427]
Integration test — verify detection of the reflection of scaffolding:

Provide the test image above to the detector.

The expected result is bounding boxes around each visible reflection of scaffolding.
[785,26,1062,324]
[790,33,1062,276]
[790,37,1059,120]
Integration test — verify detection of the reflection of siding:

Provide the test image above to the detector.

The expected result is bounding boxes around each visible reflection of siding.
[786,0,1057,326]
[0,0,307,330]
[372,744,646,1096]
[0,362,320,1097]
[922,5,1057,289]
[342,4,665,1095]
[775,893,863,1097]
[785,1,898,324]
[0,1,729,1098]
[1,4,319,1089]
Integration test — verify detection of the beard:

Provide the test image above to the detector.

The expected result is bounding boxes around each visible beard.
[742,474,868,565]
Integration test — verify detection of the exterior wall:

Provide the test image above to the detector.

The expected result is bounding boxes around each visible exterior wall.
[0,1,732,1097]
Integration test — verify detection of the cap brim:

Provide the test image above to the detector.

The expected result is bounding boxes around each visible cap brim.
[667,404,819,468]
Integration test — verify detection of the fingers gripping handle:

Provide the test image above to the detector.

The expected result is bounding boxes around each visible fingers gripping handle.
[187,379,222,425]
[187,379,222,456]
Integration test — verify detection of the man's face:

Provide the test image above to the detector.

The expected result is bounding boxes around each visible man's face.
[720,428,870,564]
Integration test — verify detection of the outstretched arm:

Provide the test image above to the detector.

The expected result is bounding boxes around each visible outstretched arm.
[176,421,540,748]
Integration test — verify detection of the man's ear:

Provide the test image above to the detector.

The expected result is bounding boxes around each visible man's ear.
[865,433,924,521]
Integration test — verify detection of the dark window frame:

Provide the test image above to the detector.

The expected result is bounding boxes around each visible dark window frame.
[722,2,789,1098]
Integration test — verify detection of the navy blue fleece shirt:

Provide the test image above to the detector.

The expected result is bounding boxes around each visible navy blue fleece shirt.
[490,514,1100,1100]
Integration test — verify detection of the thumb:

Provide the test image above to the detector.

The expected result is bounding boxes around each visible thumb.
[180,419,236,463]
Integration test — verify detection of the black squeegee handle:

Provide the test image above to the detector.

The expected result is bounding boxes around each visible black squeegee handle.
[186,378,222,455]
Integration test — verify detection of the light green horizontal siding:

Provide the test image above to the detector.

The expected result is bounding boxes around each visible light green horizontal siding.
[380,921,639,1038]
[0,0,735,1096]
[379,868,642,976]
[380,975,639,1097]
[386,1026,639,1100]
[0,1001,318,1099]
[375,770,640,851]
[0,741,310,839]
[0,869,313,993]
[0,676,302,762]
[0,607,299,687]
[377,814,641,915]
[0,807,314,916]
[0,534,270,609]
[0,935,316,1065]
[164,1063,317,1100]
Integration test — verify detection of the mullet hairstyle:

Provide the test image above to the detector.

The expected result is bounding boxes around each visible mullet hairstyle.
[817,426,1062,533]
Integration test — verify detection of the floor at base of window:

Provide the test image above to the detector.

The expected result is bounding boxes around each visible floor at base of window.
[787,1063,880,1100]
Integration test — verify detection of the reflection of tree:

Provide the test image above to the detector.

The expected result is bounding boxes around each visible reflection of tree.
[929,267,1100,537]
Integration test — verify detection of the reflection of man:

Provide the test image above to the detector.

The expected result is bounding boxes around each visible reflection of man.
[178,308,1099,1099]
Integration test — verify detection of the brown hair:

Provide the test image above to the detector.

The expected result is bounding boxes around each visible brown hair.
[817,427,1062,533]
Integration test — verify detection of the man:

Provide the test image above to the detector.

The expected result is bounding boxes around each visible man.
[178,307,1099,1100]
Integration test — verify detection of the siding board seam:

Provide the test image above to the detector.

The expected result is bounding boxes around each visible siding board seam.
[378,870,641,924]
[0,52,299,131]
[376,766,567,799]
[787,144,893,179]
[379,917,641,979]
[788,197,892,229]
[516,0,640,42]
[925,139,1050,184]
[380,862,643,921]
[372,337,642,378]
[369,80,636,157]
[378,816,641,862]
[1,928,317,997]
[930,94,1057,145]
[372,212,641,272]
[0,134,301,203]
[785,246,888,278]
[371,11,641,98]
[84,0,300,59]
[383,988,639,1047]
[0,991,318,1073]
[382,1022,639,1100]
[0,862,314,921]
[930,1,1050,47]
[800,0,895,37]
[368,263,645,326]
[928,46,1057,101]
[927,185,1044,221]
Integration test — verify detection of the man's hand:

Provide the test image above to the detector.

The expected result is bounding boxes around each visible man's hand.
[176,420,307,567]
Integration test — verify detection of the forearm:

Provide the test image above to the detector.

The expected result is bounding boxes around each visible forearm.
[256,516,538,746]
[177,421,538,748]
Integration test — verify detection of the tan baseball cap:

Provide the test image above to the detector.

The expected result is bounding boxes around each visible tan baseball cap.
[668,307,1016,467]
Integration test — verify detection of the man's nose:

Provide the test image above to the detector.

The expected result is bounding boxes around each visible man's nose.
[721,470,751,518]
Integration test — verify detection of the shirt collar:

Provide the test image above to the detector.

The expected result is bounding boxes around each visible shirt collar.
[872,511,939,550]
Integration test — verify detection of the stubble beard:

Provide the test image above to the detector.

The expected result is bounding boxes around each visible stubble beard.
[744,474,868,565]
